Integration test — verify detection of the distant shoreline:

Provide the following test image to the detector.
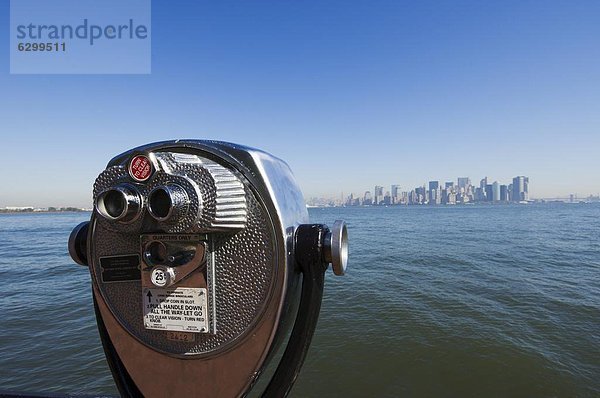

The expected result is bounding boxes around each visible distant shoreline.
[0,209,91,214]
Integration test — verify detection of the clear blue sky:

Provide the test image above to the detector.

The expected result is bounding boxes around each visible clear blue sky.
[1,1,599,207]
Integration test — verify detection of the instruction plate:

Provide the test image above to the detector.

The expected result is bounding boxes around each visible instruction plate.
[143,287,208,333]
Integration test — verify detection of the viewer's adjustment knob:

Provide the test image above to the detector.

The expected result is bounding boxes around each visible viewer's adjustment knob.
[323,220,349,276]
[68,221,90,266]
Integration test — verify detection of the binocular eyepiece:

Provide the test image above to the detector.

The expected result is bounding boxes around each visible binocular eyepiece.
[68,140,348,397]
[96,184,143,222]
[147,184,188,221]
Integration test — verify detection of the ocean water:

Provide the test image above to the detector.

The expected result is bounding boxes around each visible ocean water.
[0,204,598,397]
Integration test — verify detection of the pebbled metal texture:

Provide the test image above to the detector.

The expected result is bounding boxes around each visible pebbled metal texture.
[90,151,276,356]
[154,152,247,230]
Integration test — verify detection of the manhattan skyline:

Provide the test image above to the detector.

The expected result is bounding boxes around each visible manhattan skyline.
[347,175,530,206]
[307,174,600,207]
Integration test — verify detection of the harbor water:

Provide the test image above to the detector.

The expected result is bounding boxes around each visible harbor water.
[0,204,598,397]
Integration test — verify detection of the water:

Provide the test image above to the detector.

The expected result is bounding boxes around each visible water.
[0,205,599,397]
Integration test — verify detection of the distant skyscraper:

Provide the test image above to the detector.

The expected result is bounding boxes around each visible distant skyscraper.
[500,185,509,202]
[400,191,408,205]
[374,186,384,205]
[485,184,493,202]
[492,181,500,202]
[415,186,426,204]
[445,181,454,189]
[446,189,457,205]
[383,191,391,205]
[408,190,416,205]
[475,187,485,202]
[457,177,471,191]
[346,193,361,206]
[512,176,529,202]
[480,177,488,190]
[363,191,373,205]
[428,181,440,205]
[345,193,353,206]
[391,184,401,204]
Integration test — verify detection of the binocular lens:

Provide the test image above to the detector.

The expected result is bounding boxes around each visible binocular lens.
[96,185,142,223]
[103,190,126,218]
[148,185,189,222]
[148,187,172,220]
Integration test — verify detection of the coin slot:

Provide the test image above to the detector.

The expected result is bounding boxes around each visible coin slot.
[144,241,167,265]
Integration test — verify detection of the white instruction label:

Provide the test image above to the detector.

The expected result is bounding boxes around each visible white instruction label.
[143,287,208,333]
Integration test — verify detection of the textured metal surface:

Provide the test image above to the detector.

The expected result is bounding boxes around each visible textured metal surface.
[93,152,247,234]
[90,151,276,356]
[154,152,247,230]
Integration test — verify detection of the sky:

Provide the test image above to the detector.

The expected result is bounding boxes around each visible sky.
[0,0,599,207]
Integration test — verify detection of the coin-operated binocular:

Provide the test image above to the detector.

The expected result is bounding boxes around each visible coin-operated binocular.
[68,140,348,397]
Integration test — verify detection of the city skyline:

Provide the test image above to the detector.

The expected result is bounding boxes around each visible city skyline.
[307,174,600,207]
[358,175,529,206]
